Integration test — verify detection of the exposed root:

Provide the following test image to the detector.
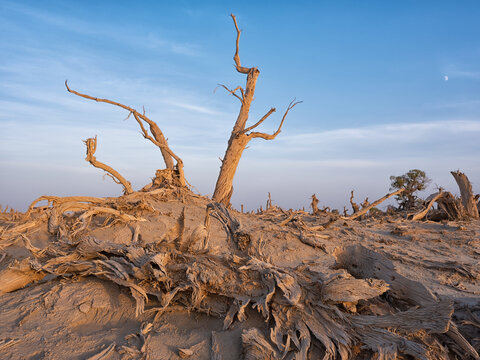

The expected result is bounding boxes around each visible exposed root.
[0,235,476,359]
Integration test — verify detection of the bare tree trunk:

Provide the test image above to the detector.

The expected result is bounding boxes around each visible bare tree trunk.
[451,171,479,218]
[350,190,360,214]
[212,15,300,206]
[84,136,133,194]
[311,194,319,215]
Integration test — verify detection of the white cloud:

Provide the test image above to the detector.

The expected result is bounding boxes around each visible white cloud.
[165,100,225,116]
[274,120,480,152]
[1,1,202,57]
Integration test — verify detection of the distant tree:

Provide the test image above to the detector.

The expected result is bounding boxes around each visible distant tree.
[390,169,430,210]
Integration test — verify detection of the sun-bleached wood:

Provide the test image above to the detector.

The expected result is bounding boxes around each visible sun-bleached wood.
[411,190,444,221]
[84,136,133,194]
[344,189,405,220]
[451,170,479,218]
[212,14,300,206]
[65,81,185,187]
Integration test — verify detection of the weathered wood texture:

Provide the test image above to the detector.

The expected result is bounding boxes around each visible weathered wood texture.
[66,81,185,187]
[212,15,299,206]
[1,202,476,359]
[451,170,479,218]
[84,136,133,194]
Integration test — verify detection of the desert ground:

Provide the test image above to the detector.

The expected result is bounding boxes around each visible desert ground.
[0,184,479,359]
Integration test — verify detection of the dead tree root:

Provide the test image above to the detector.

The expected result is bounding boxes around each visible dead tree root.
[0,231,477,359]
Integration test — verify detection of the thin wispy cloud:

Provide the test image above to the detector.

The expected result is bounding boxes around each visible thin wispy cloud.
[429,100,480,109]
[443,65,480,80]
[0,1,202,58]
[146,33,201,57]
[166,100,225,116]
[278,120,480,149]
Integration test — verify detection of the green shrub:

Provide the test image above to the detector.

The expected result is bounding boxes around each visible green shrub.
[390,169,430,210]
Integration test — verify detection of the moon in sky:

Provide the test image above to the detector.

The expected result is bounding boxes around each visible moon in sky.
[444,75,449,81]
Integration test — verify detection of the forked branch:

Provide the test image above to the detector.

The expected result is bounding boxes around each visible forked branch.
[218,84,244,103]
[84,136,133,195]
[242,108,276,134]
[132,113,186,187]
[249,99,302,140]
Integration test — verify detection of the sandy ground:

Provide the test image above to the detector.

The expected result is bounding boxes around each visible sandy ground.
[0,191,479,359]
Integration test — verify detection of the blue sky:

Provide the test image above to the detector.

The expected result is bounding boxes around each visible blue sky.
[1,0,479,211]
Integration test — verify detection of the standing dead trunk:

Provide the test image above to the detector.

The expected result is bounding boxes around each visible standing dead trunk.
[212,15,300,206]
[451,171,479,218]
[311,194,319,215]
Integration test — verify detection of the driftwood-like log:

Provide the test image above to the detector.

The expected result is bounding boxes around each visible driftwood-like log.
[25,195,105,218]
[411,190,444,221]
[451,170,479,219]
[0,258,45,293]
[212,15,300,206]
[84,136,133,194]
[333,244,437,306]
[344,189,405,220]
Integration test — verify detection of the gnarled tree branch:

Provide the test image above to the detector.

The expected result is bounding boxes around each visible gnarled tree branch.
[132,113,186,187]
[84,136,133,195]
[231,14,251,74]
[65,81,185,187]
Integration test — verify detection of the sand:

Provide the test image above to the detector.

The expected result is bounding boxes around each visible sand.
[0,189,479,359]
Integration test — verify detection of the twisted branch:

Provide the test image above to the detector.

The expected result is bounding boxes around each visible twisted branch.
[231,14,251,74]
[65,81,183,179]
[84,136,133,195]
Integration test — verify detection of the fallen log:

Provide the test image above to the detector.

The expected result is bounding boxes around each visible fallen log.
[411,190,444,221]
[344,189,405,221]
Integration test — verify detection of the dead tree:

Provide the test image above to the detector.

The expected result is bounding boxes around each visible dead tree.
[212,15,300,206]
[311,194,319,215]
[411,190,444,221]
[84,136,133,194]
[349,190,360,214]
[451,170,479,219]
[65,81,185,187]
[345,189,404,220]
